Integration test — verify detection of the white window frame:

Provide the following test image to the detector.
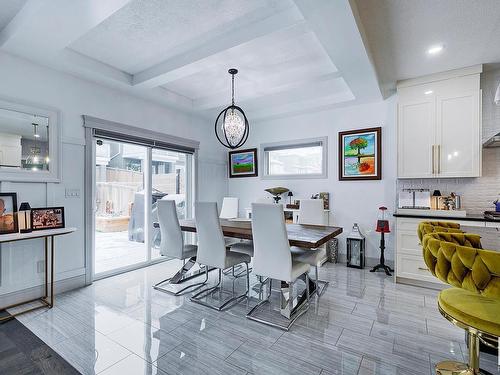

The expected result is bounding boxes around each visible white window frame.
[261,136,328,180]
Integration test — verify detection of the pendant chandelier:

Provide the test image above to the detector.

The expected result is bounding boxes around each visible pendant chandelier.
[214,68,249,149]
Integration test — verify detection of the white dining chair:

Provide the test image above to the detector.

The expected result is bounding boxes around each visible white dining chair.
[294,199,328,296]
[246,203,311,330]
[153,200,208,296]
[220,197,239,219]
[191,202,251,311]
[298,199,325,225]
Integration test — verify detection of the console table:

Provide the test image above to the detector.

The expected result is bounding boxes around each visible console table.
[0,227,76,321]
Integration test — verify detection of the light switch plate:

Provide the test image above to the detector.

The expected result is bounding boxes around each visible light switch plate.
[65,188,80,198]
[37,260,45,273]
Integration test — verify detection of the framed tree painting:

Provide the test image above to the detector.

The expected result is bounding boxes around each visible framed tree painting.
[228,148,258,178]
[338,127,382,180]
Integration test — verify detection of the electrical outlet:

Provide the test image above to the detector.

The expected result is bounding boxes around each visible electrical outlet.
[65,188,80,198]
[37,260,45,273]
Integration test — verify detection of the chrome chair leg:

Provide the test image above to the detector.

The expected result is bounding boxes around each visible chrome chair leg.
[223,263,253,279]
[247,275,310,331]
[312,265,329,297]
[153,257,209,296]
[190,263,249,311]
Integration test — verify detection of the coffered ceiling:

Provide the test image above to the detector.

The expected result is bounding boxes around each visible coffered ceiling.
[0,0,382,121]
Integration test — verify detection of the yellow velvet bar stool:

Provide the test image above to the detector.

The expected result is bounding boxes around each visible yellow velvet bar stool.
[422,232,500,375]
[417,221,464,243]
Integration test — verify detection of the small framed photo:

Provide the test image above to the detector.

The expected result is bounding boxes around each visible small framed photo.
[228,148,258,178]
[31,207,65,231]
[0,193,18,234]
[339,127,382,181]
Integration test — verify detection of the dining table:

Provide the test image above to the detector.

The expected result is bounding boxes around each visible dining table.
[179,218,342,248]
[178,218,343,320]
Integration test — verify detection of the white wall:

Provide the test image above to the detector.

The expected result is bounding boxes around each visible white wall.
[0,51,226,301]
[228,98,397,262]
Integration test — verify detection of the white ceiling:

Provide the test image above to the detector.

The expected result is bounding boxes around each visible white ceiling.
[0,0,26,31]
[0,0,382,121]
[355,0,500,96]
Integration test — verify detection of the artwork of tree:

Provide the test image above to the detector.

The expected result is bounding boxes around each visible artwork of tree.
[349,137,368,156]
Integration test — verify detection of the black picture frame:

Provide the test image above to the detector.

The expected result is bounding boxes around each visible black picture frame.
[228,148,258,178]
[0,193,18,234]
[339,127,382,181]
[31,207,65,231]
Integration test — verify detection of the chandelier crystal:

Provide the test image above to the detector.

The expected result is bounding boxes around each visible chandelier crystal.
[214,69,249,149]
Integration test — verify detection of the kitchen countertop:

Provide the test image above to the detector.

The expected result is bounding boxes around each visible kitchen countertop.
[393,211,499,223]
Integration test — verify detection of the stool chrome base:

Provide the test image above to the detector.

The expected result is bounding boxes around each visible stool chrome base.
[435,361,474,375]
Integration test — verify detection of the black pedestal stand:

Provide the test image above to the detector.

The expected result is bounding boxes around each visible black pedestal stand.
[370,232,394,276]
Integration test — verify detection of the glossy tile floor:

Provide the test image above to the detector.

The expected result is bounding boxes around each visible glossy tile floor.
[12,263,500,375]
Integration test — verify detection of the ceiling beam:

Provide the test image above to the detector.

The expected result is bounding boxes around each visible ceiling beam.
[132,6,306,88]
[0,0,133,57]
[292,0,382,103]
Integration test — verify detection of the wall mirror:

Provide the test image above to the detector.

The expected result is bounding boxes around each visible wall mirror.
[0,98,60,182]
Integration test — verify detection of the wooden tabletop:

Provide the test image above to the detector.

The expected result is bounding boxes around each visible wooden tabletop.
[179,219,342,249]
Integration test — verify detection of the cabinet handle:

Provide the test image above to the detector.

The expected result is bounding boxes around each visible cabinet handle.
[431,145,435,174]
[437,145,441,174]
[418,267,430,271]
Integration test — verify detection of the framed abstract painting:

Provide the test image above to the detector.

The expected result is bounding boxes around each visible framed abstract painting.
[338,127,382,181]
[228,148,258,178]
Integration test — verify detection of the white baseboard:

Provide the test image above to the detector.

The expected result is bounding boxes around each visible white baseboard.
[395,276,446,290]
[0,274,86,308]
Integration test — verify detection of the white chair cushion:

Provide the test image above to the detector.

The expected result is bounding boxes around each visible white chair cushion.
[224,250,251,269]
[181,244,198,259]
[229,241,254,256]
[224,237,240,247]
[291,246,326,266]
[290,260,311,281]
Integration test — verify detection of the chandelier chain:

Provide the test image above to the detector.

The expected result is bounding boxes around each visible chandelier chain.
[231,73,235,106]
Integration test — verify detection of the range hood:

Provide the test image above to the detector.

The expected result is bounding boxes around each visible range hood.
[484,132,500,148]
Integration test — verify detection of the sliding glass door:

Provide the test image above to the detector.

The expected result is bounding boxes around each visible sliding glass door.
[93,137,193,278]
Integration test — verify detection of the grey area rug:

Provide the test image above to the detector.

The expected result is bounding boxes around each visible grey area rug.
[0,311,80,375]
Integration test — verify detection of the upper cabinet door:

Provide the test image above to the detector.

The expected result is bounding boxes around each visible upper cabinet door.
[398,98,436,178]
[436,90,481,177]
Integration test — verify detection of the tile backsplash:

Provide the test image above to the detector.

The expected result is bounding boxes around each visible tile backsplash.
[397,147,500,214]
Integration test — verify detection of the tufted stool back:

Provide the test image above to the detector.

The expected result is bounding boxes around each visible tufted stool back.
[422,232,500,298]
[417,221,463,242]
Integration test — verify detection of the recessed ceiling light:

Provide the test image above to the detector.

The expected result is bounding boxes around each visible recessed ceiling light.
[427,45,444,55]
[424,90,433,95]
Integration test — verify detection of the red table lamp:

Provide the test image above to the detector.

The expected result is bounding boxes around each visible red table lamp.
[370,206,394,276]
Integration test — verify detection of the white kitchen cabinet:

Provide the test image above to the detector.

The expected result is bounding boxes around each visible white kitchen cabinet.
[398,98,435,178]
[397,66,482,178]
[436,90,481,177]
[395,217,445,286]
